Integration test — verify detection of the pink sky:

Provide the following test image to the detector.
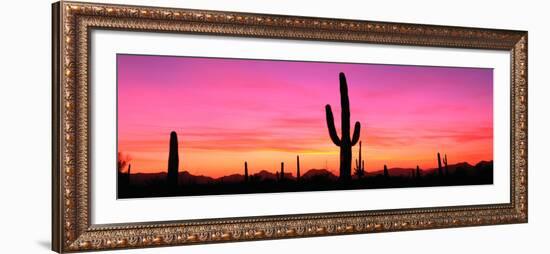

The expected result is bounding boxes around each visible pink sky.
[117,54,493,177]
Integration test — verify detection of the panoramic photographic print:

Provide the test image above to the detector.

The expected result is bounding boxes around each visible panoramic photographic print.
[117,54,493,199]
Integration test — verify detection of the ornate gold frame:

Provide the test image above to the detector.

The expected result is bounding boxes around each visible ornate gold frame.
[51,1,528,252]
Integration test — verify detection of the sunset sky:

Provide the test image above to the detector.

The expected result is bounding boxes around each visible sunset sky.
[117,54,493,177]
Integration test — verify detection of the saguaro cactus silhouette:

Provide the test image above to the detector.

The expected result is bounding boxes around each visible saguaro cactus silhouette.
[325,72,361,181]
[383,164,389,178]
[443,154,449,176]
[296,156,301,181]
[167,131,179,188]
[416,165,421,179]
[437,152,443,176]
[127,164,131,186]
[280,162,285,181]
[354,141,365,178]
[244,161,249,183]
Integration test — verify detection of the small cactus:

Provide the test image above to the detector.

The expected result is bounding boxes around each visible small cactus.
[296,156,301,181]
[127,164,131,186]
[244,161,249,183]
[280,162,285,181]
[354,141,365,178]
[437,152,443,176]
[443,154,449,176]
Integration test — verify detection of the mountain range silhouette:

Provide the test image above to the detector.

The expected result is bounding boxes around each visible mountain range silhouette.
[125,160,492,186]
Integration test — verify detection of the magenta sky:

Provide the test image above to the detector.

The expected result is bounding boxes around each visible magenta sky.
[117,54,493,177]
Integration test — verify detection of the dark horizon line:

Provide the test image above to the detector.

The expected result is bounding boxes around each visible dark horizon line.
[122,159,493,176]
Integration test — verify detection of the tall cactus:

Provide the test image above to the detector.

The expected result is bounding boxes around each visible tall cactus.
[383,164,389,178]
[167,131,179,188]
[325,72,361,181]
[244,161,249,183]
[443,154,449,176]
[416,165,421,179]
[437,152,443,176]
[296,156,301,181]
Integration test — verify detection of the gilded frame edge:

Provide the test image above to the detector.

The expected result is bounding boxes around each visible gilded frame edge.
[51,1,528,252]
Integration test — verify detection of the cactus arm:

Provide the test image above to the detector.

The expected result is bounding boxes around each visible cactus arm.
[351,122,361,145]
[325,104,342,146]
[339,72,351,139]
